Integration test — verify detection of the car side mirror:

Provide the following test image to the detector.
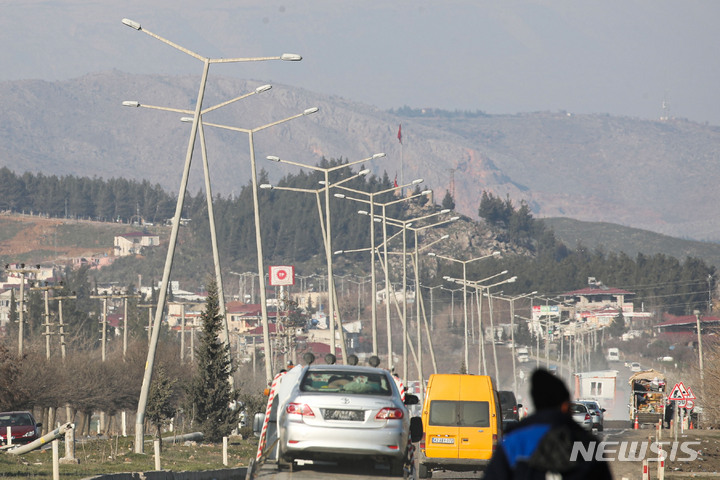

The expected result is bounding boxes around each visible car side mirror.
[601,408,606,412]
[410,417,423,443]
[252,413,265,437]
[404,393,420,406]
[36,422,42,428]
[517,404,523,408]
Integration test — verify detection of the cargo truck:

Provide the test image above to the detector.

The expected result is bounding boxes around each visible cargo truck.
[629,369,666,428]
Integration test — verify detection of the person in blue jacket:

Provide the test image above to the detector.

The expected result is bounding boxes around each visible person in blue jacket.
[484,369,613,479]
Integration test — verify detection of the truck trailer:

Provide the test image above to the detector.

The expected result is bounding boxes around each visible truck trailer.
[629,369,666,428]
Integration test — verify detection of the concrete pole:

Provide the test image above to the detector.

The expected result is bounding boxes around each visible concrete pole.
[180,304,186,364]
[18,272,25,357]
[44,289,51,359]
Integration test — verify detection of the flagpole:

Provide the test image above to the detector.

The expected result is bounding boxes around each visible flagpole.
[398,124,404,196]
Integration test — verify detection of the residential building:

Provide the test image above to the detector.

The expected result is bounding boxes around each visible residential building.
[113,232,160,257]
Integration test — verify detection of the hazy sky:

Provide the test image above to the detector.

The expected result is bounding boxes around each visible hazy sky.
[3,1,720,125]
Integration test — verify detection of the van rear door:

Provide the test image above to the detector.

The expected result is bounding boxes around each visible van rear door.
[457,376,495,460]
[424,375,460,459]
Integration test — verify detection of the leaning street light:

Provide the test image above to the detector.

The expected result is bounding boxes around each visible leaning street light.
[121,17,303,453]
[266,153,386,360]
[123,83,274,386]
[187,107,318,381]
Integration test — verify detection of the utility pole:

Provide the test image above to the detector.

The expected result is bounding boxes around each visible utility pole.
[5,263,41,357]
[30,285,55,360]
[50,294,77,361]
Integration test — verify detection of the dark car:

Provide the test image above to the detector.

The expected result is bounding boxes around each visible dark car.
[498,390,522,430]
[0,411,42,446]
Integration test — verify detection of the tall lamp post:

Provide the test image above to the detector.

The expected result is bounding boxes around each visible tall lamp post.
[427,251,501,371]
[494,291,537,395]
[334,178,424,356]
[338,186,431,370]
[123,84,273,377]
[479,276,518,381]
[260,168,371,364]
[381,211,455,381]
[121,17,302,453]
[266,154,387,359]
[445,270,509,375]
[192,108,318,381]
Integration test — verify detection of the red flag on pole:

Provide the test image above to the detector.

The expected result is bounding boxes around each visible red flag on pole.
[394,174,398,188]
[397,124,402,144]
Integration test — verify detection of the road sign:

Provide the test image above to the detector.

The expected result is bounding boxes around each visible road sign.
[685,387,696,400]
[269,265,295,286]
[669,383,685,401]
[684,399,695,410]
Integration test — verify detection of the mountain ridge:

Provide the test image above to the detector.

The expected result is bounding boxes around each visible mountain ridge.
[1,71,718,241]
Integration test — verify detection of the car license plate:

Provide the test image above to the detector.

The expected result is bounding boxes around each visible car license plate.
[431,437,455,444]
[324,409,363,421]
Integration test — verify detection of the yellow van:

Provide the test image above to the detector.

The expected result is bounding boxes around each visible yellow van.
[418,374,501,478]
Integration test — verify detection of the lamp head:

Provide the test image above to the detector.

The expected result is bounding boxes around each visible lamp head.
[508,276,517,283]
[256,84,272,93]
[440,209,451,214]
[372,153,386,159]
[334,193,346,199]
[492,251,501,256]
[440,234,450,240]
[122,101,140,107]
[334,250,344,255]
[359,168,371,175]
[259,184,273,190]
[180,117,193,123]
[411,178,423,185]
[427,252,437,257]
[450,216,460,221]
[266,155,281,162]
[121,18,141,30]
[281,53,303,61]
[357,210,369,215]
[421,190,432,195]
[303,107,319,115]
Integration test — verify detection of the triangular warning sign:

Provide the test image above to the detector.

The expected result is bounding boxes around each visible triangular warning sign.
[685,387,696,400]
[669,384,684,400]
[678,382,689,396]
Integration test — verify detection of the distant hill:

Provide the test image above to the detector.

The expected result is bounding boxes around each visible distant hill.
[1,72,720,243]
[541,217,720,269]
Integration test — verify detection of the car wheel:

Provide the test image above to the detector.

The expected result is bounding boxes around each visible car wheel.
[418,463,431,478]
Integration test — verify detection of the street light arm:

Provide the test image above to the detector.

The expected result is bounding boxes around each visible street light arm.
[253,108,318,133]
[201,85,272,114]
[121,19,206,61]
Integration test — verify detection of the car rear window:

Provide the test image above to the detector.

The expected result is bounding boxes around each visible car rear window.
[300,370,392,396]
[570,403,587,414]
[429,400,490,427]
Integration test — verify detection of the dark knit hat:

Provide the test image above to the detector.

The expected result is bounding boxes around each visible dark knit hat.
[531,368,570,410]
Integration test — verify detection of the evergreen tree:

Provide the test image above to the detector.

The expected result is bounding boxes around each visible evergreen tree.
[441,190,456,210]
[608,310,627,338]
[187,280,237,442]
[146,366,177,448]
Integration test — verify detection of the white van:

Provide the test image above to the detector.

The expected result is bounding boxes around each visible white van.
[516,347,530,363]
[607,347,620,362]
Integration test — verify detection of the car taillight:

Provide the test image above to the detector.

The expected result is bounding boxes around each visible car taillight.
[420,433,426,450]
[492,433,498,450]
[585,413,591,421]
[376,408,404,420]
[512,406,517,415]
[286,403,315,417]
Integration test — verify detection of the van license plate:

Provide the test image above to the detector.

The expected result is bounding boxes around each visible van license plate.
[431,437,455,444]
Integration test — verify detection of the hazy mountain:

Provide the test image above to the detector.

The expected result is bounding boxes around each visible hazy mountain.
[1,71,720,243]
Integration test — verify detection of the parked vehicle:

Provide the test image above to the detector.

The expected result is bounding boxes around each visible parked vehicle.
[578,400,605,431]
[419,374,501,478]
[630,362,642,372]
[497,390,522,430]
[629,369,666,428]
[0,411,42,445]
[275,362,420,475]
[569,402,593,430]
